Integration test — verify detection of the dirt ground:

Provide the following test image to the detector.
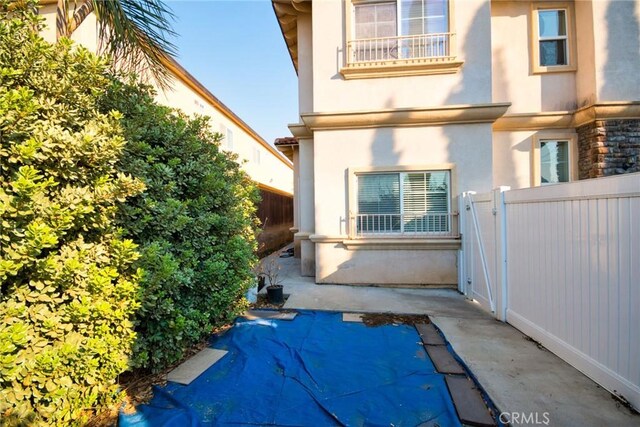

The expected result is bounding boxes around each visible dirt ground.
[361,313,431,327]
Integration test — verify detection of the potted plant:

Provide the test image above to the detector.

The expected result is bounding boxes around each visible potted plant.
[263,256,284,304]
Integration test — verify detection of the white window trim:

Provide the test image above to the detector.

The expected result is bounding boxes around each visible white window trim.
[530,2,577,74]
[347,164,458,238]
[531,133,578,187]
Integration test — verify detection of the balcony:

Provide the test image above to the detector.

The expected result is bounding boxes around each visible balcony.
[341,33,462,79]
[350,212,459,239]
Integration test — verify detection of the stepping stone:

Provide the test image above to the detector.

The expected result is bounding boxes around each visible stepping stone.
[342,313,364,322]
[445,376,496,427]
[244,310,297,320]
[167,348,228,385]
[415,323,446,346]
[424,345,465,375]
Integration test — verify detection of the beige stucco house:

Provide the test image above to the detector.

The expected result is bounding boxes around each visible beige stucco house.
[38,2,295,252]
[273,0,640,285]
[38,2,293,197]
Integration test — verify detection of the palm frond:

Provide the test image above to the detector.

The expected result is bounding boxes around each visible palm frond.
[91,0,178,90]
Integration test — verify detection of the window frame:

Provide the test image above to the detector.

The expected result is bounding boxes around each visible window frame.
[347,164,457,238]
[342,0,462,79]
[531,133,578,187]
[530,2,577,74]
[226,128,234,151]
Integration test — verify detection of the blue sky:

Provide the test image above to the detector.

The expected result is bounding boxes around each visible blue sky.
[166,0,298,145]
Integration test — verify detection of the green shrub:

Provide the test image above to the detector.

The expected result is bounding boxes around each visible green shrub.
[100,80,260,371]
[0,3,144,425]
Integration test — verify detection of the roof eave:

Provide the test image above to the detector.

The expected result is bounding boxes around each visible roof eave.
[271,0,312,74]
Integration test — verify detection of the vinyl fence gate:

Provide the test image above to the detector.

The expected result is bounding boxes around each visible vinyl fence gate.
[458,174,640,410]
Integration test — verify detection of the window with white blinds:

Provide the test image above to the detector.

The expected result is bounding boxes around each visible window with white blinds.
[354,0,449,39]
[400,0,449,35]
[357,171,450,234]
[355,2,397,39]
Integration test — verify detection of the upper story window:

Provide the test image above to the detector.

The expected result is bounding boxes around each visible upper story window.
[342,0,462,78]
[538,9,567,66]
[400,0,448,35]
[354,2,396,39]
[531,3,576,73]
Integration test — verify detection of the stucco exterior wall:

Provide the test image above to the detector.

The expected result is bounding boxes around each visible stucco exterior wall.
[574,0,597,107]
[310,123,492,284]
[37,6,293,195]
[313,124,493,236]
[491,1,577,113]
[493,128,578,190]
[311,0,493,112]
[492,131,536,190]
[315,243,458,285]
[39,3,98,51]
[592,0,640,103]
[297,14,313,113]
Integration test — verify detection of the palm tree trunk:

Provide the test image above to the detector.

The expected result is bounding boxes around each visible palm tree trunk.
[56,0,68,39]
[56,0,94,39]
[67,0,94,35]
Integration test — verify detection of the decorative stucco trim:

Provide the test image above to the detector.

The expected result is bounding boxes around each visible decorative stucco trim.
[342,239,461,250]
[573,102,640,128]
[309,235,347,243]
[494,102,640,131]
[294,231,312,240]
[300,103,511,130]
[493,111,573,131]
[340,61,464,80]
[288,123,313,138]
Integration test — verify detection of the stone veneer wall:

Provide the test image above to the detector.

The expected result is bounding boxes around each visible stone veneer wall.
[577,119,640,179]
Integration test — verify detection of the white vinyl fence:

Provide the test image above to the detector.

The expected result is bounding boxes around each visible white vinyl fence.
[459,173,640,410]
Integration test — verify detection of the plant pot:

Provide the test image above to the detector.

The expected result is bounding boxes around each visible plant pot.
[266,285,284,304]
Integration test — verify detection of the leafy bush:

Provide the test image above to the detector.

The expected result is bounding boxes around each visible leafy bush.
[100,80,260,371]
[0,2,144,425]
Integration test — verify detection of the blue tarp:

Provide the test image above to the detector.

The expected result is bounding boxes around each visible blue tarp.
[120,311,462,426]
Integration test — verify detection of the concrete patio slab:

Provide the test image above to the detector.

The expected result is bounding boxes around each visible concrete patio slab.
[275,256,640,427]
[275,257,487,318]
[432,315,640,427]
[167,348,228,385]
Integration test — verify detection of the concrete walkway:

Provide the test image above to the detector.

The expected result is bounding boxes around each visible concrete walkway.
[268,255,640,427]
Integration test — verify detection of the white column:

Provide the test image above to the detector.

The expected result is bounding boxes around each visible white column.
[297,137,315,276]
[291,147,301,258]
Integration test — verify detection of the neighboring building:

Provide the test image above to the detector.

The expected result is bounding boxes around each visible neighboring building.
[38,2,295,254]
[272,0,640,285]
